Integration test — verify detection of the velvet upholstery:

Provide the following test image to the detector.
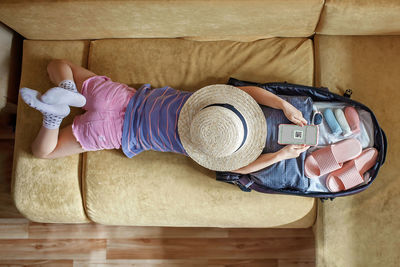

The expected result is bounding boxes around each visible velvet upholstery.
[0,0,324,40]
[13,40,90,223]
[317,0,400,35]
[83,38,316,227]
[314,35,400,267]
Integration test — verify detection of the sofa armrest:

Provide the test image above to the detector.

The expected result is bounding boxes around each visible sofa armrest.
[13,40,90,223]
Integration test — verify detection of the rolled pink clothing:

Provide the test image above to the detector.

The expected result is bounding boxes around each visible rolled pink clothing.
[72,76,136,151]
[344,106,360,134]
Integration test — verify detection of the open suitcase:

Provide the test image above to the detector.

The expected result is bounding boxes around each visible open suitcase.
[216,78,387,200]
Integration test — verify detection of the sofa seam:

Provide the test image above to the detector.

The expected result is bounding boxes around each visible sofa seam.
[79,40,93,222]
[314,0,327,35]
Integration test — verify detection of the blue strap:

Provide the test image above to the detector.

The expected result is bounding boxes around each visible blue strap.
[238,176,254,191]
[203,103,248,151]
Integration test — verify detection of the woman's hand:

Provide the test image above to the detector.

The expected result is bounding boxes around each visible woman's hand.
[282,102,307,126]
[279,144,310,160]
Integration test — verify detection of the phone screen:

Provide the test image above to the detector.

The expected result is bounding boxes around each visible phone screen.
[278,124,319,146]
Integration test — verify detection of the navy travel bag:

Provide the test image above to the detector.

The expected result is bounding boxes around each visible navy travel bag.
[216,78,387,200]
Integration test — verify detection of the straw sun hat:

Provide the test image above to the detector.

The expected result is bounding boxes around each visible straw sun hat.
[178,84,267,171]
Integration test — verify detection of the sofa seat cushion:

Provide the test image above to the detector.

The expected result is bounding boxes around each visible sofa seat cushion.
[83,38,316,227]
[314,35,400,266]
[13,41,90,223]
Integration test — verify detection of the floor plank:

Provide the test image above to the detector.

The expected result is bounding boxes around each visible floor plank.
[278,259,316,267]
[227,228,314,238]
[28,223,314,240]
[107,237,315,260]
[0,239,106,260]
[0,218,29,239]
[29,223,228,239]
[73,259,278,267]
[0,260,73,267]
[207,259,279,267]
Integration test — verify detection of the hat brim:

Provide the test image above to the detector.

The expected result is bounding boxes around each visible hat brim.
[178,84,267,171]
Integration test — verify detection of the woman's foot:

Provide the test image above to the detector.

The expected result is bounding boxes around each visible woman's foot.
[41,80,86,107]
[20,87,70,129]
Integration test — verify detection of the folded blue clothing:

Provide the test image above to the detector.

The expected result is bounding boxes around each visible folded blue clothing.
[334,108,352,136]
[324,108,342,136]
[247,95,313,192]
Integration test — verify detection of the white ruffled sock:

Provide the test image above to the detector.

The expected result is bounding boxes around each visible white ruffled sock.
[41,79,86,107]
[20,87,70,129]
[59,79,78,93]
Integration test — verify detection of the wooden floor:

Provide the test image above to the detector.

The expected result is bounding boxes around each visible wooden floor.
[0,138,315,267]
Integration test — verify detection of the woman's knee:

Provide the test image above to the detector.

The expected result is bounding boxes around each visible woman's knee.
[31,146,67,159]
[31,146,51,159]
[46,59,74,85]
[47,59,69,73]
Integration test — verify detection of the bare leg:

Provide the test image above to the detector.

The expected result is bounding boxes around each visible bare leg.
[31,59,96,159]
[32,125,86,159]
[46,59,96,92]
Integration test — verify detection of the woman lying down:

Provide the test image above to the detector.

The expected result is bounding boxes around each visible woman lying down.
[20,59,309,174]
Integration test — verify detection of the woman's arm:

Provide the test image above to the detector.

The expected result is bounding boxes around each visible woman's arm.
[238,86,287,109]
[232,144,309,174]
[238,86,307,126]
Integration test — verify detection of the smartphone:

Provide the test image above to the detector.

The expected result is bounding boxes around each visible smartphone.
[278,124,319,146]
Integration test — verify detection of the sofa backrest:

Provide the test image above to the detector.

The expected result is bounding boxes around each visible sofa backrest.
[317,0,400,35]
[3,0,400,40]
[0,0,324,40]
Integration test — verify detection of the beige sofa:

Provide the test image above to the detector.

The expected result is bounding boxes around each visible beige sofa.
[1,1,399,266]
